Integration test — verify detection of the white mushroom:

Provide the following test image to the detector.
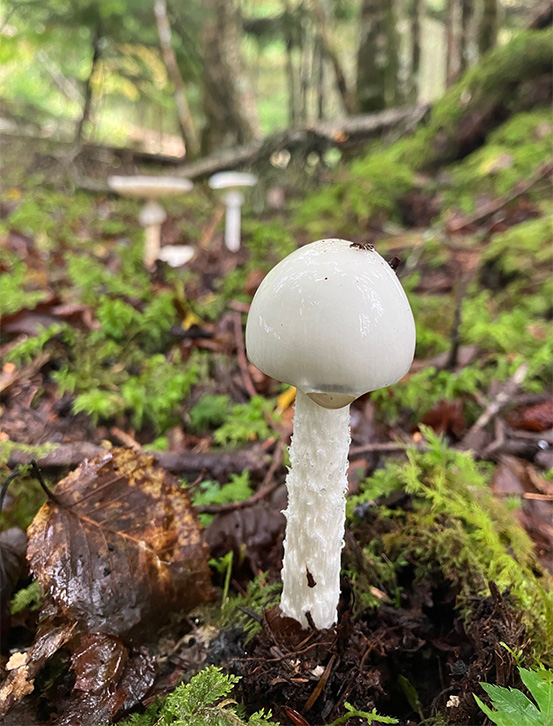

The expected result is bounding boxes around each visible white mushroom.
[245,238,416,629]
[208,172,258,252]
[107,175,193,269]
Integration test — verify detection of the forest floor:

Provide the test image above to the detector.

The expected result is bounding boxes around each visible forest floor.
[0,52,552,726]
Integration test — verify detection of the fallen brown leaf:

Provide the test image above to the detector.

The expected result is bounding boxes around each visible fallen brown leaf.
[27,447,215,635]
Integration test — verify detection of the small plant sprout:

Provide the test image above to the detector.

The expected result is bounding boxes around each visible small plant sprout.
[107,175,194,268]
[245,239,415,629]
[208,171,258,252]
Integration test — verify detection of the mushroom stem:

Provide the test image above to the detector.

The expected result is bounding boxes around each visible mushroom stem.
[144,224,162,269]
[281,389,350,630]
[223,190,244,252]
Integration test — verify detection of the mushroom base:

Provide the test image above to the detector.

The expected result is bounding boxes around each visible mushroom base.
[280,389,350,630]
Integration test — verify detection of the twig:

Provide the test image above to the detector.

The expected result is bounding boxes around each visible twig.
[195,440,284,514]
[109,427,142,451]
[232,311,257,398]
[349,441,425,456]
[461,363,530,449]
[304,652,338,711]
[446,162,553,233]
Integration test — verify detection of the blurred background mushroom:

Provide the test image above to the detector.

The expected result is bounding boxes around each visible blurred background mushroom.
[107,175,194,268]
[208,172,258,252]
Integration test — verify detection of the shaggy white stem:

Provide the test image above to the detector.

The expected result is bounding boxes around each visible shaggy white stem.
[280,389,350,629]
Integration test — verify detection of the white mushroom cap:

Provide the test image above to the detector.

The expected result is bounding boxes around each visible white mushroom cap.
[245,238,416,409]
[158,244,195,267]
[107,175,193,198]
[208,172,258,190]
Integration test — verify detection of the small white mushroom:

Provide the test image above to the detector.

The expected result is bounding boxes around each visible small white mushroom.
[245,238,416,630]
[208,171,258,252]
[107,175,193,269]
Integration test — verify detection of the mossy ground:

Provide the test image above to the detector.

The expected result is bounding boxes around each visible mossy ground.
[1,45,552,724]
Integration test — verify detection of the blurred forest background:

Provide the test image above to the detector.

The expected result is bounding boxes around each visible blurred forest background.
[0,0,545,158]
[0,2,552,726]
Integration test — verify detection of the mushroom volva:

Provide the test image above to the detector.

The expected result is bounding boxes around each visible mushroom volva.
[245,238,415,629]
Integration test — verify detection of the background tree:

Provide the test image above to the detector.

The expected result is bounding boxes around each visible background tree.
[478,0,499,55]
[200,0,260,153]
[356,0,401,112]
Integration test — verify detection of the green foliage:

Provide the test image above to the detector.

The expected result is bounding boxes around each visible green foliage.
[442,110,553,214]
[189,395,232,433]
[371,365,485,422]
[294,145,415,239]
[219,572,282,643]
[192,472,253,526]
[347,429,553,653]
[0,252,47,315]
[10,580,42,615]
[116,666,277,726]
[474,666,553,726]
[213,396,278,447]
[5,323,67,365]
[327,702,398,725]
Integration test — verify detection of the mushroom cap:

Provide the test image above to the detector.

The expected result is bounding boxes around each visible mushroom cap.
[245,238,416,408]
[208,172,258,190]
[158,244,195,267]
[107,175,193,198]
[138,199,167,227]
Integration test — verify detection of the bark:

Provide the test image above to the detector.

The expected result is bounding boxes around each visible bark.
[75,27,101,144]
[153,0,200,158]
[356,0,400,112]
[310,0,355,115]
[201,0,261,153]
[459,0,475,73]
[445,0,460,88]
[478,0,498,56]
[408,0,422,102]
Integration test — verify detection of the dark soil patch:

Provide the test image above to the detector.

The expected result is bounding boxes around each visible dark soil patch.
[224,582,526,726]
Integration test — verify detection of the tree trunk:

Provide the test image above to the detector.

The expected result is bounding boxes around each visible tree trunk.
[153,0,200,158]
[356,0,400,112]
[310,0,355,115]
[445,0,459,88]
[201,0,261,153]
[408,0,422,102]
[75,27,101,144]
[459,0,475,73]
[478,0,498,56]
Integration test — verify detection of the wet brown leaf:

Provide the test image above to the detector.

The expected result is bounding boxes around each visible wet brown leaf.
[507,399,553,432]
[57,633,156,726]
[0,623,76,717]
[27,448,215,635]
[420,398,466,439]
[0,527,27,612]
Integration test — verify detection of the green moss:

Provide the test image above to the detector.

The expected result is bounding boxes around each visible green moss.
[442,111,552,213]
[347,429,553,658]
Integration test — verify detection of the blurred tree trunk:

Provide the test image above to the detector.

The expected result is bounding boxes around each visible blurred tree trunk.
[310,0,355,115]
[201,0,261,153]
[478,0,498,55]
[356,0,400,112]
[445,0,459,87]
[153,0,200,158]
[407,0,422,102]
[75,27,101,144]
[459,0,475,73]
[283,2,299,126]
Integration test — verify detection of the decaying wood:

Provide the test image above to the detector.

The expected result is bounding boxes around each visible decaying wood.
[7,442,269,481]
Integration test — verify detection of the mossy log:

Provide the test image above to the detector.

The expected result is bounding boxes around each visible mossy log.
[422,28,552,165]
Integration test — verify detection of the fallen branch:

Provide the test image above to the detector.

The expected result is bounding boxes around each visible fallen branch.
[7,442,269,482]
[446,161,553,233]
[460,363,530,451]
